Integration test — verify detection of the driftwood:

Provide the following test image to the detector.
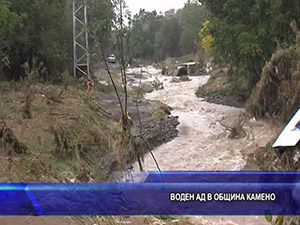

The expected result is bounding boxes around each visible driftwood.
[210,114,248,139]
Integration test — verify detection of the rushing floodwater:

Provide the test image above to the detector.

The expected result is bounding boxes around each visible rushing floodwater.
[128,66,279,225]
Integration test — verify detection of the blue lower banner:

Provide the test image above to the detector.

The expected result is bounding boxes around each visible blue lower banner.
[1,172,300,215]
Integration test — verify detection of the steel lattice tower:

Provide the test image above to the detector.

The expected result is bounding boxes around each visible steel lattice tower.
[73,0,90,79]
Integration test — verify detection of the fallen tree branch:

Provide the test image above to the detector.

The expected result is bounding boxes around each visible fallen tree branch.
[212,115,248,139]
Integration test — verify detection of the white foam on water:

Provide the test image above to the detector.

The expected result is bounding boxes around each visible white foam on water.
[128,66,278,225]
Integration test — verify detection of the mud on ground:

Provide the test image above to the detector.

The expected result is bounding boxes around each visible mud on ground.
[95,93,179,175]
[0,81,179,182]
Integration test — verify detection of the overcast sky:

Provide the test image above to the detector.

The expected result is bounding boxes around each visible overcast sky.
[125,0,187,15]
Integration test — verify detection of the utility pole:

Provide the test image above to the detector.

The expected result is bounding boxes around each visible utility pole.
[73,0,90,79]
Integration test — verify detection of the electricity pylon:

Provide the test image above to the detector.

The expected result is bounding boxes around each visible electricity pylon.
[73,0,90,79]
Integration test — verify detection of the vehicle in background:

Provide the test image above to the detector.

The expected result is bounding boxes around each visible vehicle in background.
[107,53,117,63]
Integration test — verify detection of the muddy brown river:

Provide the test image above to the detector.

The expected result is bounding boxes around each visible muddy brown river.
[128,66,281,225]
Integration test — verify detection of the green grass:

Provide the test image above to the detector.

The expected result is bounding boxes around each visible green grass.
[48,156,77,180]
[94,83,125,95]
[0,101,22,119]
[196,72,234,97]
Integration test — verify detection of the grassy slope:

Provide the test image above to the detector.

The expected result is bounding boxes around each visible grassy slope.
[0,81,118,182]
[196,69,233,97]
[246,47,300,122]
[0,79,196,225]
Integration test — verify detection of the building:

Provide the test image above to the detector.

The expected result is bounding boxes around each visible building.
[164,9,175,18]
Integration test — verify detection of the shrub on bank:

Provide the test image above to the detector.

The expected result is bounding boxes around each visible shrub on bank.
[246,47,300,122]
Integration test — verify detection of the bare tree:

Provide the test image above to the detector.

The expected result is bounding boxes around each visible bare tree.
[98,0,161,173]
[99,0,144,171]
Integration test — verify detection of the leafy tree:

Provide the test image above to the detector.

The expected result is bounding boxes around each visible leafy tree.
[28,0,73,79]
[129,8,185,61]
[130,9,163,60]
[88,0,115,59]
[0,1,27,80]
[200,20,213,54]
[0,0,115,81]
[153,31,166,60]
[0,0,73,81]
[158,11,181,58]
[200,0,300,98]
[180,0,207,54]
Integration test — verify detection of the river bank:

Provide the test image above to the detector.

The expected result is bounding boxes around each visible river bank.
[0,65,283,225]
[126,67,281,225]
